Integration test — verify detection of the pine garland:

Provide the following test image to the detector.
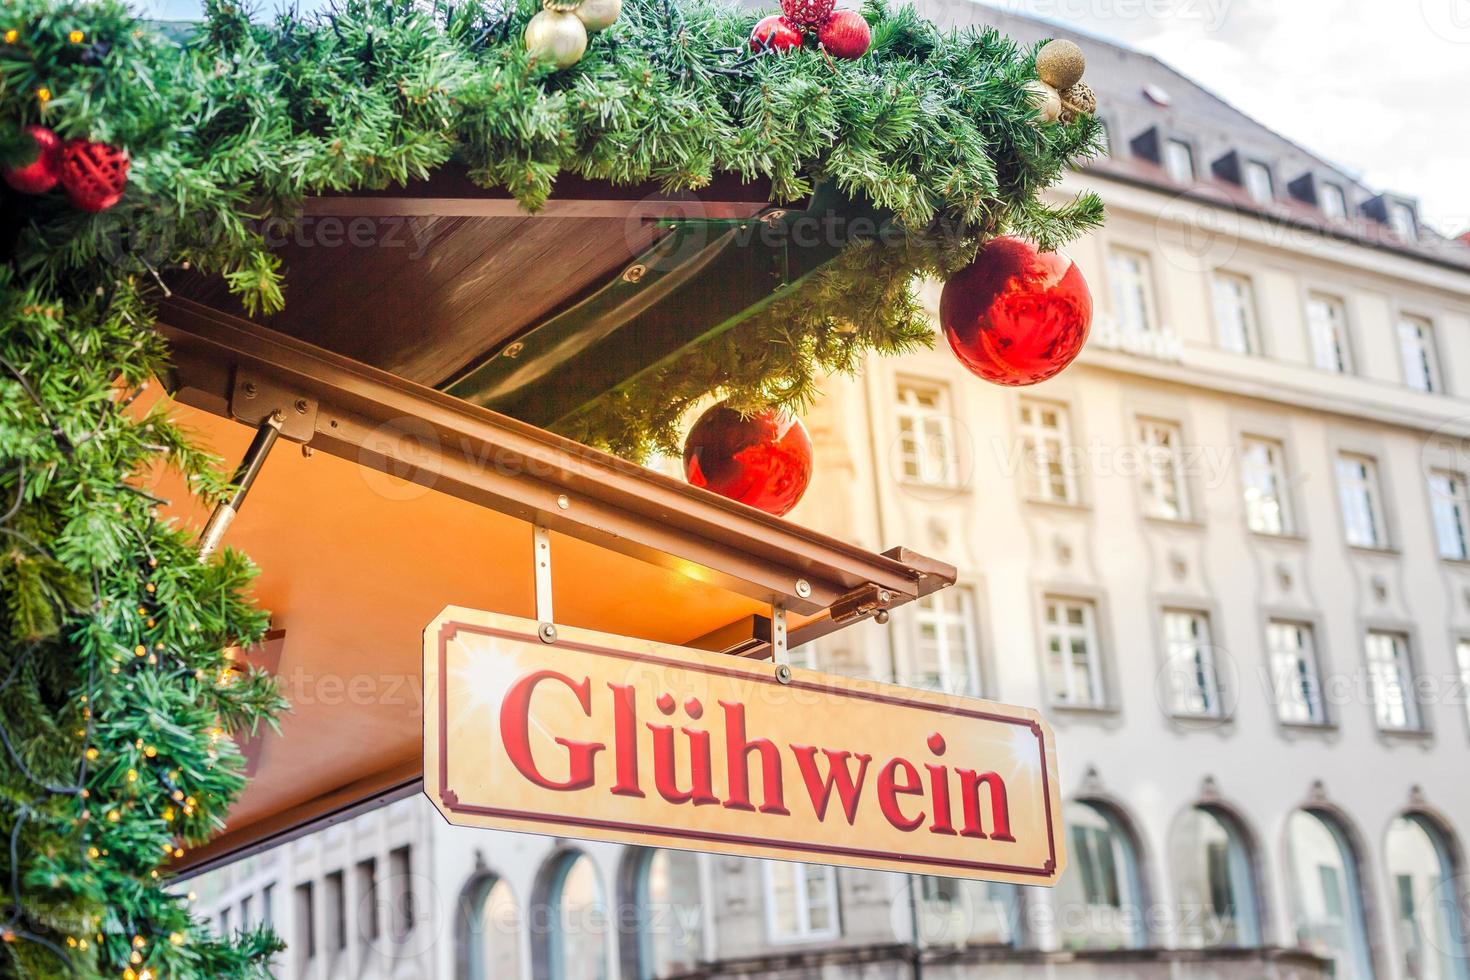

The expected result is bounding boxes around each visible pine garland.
[1,0,1100,972]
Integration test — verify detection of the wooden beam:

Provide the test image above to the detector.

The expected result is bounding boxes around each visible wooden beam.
[156,298,953,615]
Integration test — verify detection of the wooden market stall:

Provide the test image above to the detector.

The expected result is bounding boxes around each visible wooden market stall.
[158,174,954,874]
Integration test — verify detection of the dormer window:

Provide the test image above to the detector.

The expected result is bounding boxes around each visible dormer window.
[1388,200,1418,239]
[1320,182,1348,221]
[1244,160,1274,204]
[1163,139,1195,184]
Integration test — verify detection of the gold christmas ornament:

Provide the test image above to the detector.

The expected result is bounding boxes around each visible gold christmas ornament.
[1036,39,1086,90]
[573,0,622,32]
[1059,81,1097,123]
[1024,80,1062,124]
[524,9,588,69]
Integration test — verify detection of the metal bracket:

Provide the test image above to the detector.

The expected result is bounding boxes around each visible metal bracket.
[771,605,791,683]
[230,370,319,443]
[829,583,894,625]
[534,525,556,643]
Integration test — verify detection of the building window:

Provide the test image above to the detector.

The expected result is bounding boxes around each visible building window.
[356,858,379,942]
[324,871,346,964]
[1267,621,1326,726]
[219,906,231,936]
[262,884,274,928]
[1241,437,1292,535]
[1163,138,1195,183]
[908,586,983,695]
[1019,400,1078,504]
[1212,273,1261,355]
[1058,802,1146,950]
[1287,810,1375,980]
[1386,815,1470,980]
[1336,454,1387,549]
[1365,631,1420,731]
[764,861,840,943]
[1389,201,1418,239]
[1430,470,1470,560]
[294,883,315,971]
[388,845,414,940]
[1244,160,1274,204]
[913,876,1016,949]
[1320,183,1348,221]
[240,895,253,930]
[1398,314,1443,393]
[634,849,704,978]
[1138,418,1190,521]
[1043,597,1104,707]
[1306,293,1352,373]
[1162,609,1224,718]
[543,852,609,980]
[1458,640,1470,732]
[1170,806,1262,948]
[1108,248,1159,334]
[464,876,521,980]
[895,382,960,487]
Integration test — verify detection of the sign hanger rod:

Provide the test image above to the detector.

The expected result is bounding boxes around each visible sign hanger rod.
[534,524,555,642]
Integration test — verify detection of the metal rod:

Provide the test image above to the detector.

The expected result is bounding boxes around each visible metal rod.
[198,414,284,561]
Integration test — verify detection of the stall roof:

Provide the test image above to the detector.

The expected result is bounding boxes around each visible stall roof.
[169,171,874,431]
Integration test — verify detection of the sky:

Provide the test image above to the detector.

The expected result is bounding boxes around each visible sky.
[979,0,1470,237]
[136,0,1470,237]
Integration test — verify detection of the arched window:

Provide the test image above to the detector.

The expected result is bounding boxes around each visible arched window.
[1169,805,1261,948]
[534,851,609,980]
[459,874,522,980]
[630,849,704,978]
[1056,801,1146,950]
[913,876,1018,949]
[1286,809,1373,980]
[1386,814,1470,980]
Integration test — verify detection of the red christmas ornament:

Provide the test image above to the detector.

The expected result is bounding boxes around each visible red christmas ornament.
[59,138,130,212]
[750,15,802,52]
[780,0,835,30]
[683,403,814,517]
[2,125,64,195]
[818,9,870,59]
[939,236,1092,386]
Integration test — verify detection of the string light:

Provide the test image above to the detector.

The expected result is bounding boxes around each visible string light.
[4,29,18,44]
[35,87,50,104]
[68,29,84,43]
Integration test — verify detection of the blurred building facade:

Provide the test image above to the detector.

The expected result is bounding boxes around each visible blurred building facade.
[186,4,1470,979]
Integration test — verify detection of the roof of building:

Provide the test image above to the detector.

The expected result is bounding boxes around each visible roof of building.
[931,2,1470,274]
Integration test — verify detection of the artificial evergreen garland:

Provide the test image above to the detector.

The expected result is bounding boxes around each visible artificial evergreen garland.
[1,0,1101,972]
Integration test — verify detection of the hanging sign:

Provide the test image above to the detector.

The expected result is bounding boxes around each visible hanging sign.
[424,608,1065,884]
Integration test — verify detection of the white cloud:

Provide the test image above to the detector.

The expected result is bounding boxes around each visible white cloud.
[998,0,1470,234]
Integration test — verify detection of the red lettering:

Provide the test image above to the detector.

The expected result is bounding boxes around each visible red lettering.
[926,764,955,836]
[791,745,871,824]
[958,769,1014,841]
[607,683,644,798]
[648,721,720,806]
[925,733,954,835]
[720,701,789,815]
[877,757,925,832]
[500,670,603,791]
